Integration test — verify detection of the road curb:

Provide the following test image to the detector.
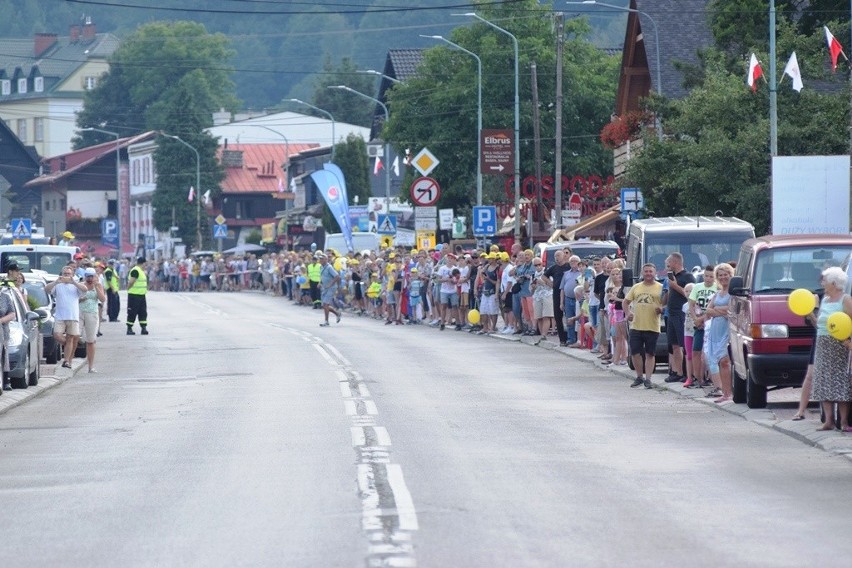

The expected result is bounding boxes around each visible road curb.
[0,360,87,417]
[493,332,852,462]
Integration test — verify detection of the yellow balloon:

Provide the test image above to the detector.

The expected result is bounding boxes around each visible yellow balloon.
[788,288,816,316]
[468,309,481,325]
[827,312,852,341]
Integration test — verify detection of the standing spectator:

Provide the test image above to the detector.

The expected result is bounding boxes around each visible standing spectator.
[682,282,696,387]
[0,283,16,392]
[438,253,460,331]
[544,250,570,346]
[623,263,664,388]
[104,259,121,321]
[126,257,149,335]
[317,254,342,327]
[559,255,582,346]
[811,267,852,430]
[703,263,735,403]
[586,257,602,351]
[687,266,717,387]
[514,250,536,335]
[45,265,87,368]
[663,252,694,382]
[79,267,106,373]
[479,253,501,334]
[531,256,554,337]
[607,268,629,365]
[500,252,517,334]
[594,257,612,359]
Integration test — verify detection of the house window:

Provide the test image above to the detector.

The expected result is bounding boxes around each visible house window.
[59,198,65,210]
[45,201,51,211]
[1,80,9,95]
[16,119,26,142]
[34,77,43,92]
[143,157,150,183]
[83,76,97,90]
[132,159,140,186]
[17,78,27,93]
[34,117,44,142]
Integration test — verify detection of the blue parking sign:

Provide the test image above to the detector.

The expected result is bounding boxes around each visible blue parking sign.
[472,206,497,236]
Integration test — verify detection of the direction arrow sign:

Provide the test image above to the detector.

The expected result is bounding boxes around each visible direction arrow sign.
[410,177,441,206]
[472,206,497,237]
[377,214,397,235]
[481,129,514,175]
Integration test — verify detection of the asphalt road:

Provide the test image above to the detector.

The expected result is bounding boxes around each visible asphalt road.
[1,291,851,567]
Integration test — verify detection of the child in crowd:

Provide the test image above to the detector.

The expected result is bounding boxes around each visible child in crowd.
[366,274,382,318]
[408,268,423,323]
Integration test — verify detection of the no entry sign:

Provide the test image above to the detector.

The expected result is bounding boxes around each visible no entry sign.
[410,176,441,206]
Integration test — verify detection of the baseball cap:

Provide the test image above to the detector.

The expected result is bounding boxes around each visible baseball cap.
[73,253,84,260]
[137,256,146,264]
[411,267,418,273]
[84,267,97,276]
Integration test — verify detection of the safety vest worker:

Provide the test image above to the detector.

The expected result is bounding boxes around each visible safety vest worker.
[104,261,121,322]
[126,257,149,335]
[307,259,322,308]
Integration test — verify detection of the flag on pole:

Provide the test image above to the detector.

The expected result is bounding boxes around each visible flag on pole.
[187,186,195,202]
[277,177,285,193]
[373,157,383,175]
[825,26,846,72]
[290,176,296,192]
[782,52,804,92]
[747,53,763,92]
[391,156,400,177]
[202,189,211,205]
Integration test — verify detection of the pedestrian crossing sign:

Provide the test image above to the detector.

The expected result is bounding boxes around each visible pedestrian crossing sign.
[213,224,228,239]
[377,214,397,235]
[11,218,32,239]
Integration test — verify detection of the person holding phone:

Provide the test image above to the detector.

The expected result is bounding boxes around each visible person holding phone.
[663,252,694,383]
[45,265,87,369]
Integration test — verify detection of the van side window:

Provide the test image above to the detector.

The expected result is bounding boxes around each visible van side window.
[736,250,751,284]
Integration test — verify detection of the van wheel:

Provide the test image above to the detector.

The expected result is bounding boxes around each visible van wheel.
[733,368,747,404]
[746,367,767,408]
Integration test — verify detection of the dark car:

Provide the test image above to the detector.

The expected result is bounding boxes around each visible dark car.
[22,275,60,364]
[2,286,41,389]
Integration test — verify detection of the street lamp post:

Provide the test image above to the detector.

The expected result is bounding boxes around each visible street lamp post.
[457,12,521,240]
[328,85,391,210]
[360,69,402,84]
[160,133,201,251]
[80,126,121,251]
[287,99,336,159]
[568,0,663,139]
[421,34,483,207]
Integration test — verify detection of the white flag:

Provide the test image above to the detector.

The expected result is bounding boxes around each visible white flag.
[290,176,296,192]
[392,156,400,176]
[783,51,804,92]
[202,189,211,205]
[187,186,195,202]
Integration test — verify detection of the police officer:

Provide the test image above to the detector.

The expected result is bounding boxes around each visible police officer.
[104,259,121,322]
[126,257,149,335]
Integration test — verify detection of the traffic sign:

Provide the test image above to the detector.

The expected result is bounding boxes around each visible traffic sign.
[215,214,226,225]
[439,208,454,231]
[213,224,228,239]
[410,176,440,206]
[415,230,436,251]
[472,206,497,236]
[621,188,644,212]
[412,148,439,176]
[11,218,32,239]
[481,129,514,175]
[380,235,394,249]
[377,214,397,235]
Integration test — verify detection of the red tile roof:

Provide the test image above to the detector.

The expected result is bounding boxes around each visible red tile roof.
[218,143,317,194]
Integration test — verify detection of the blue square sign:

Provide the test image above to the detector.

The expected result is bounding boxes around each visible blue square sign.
[472,206,497,236]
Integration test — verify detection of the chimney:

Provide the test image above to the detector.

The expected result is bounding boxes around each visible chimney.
[82,17,96,42]
[34,33,57,58]
[70,24,81,43]
[60,157,67,172]
[222,150,244,168]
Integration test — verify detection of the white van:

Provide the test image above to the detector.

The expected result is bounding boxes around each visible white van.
[323,232,381,254]
[0,245,79,282]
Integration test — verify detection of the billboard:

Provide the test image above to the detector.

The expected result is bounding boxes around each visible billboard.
[772,156,850,235]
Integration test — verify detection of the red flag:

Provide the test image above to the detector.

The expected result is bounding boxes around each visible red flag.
[825,26,846,72]
[373,157,383,175]
[747,53,763,92]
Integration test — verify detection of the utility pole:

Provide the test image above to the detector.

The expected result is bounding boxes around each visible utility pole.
[554,12,564,233]
[531,62,543,235]
[769,0,778,156]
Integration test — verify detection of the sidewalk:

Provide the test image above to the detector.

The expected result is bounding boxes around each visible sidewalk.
[492,331,852,463]
[0,359,87,417]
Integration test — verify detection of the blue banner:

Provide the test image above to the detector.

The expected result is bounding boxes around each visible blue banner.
[322,163,353,239]
[310,168,353,252]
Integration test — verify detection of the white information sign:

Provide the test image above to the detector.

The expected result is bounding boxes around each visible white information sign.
[772,156,850,234]
[439,208,454,231]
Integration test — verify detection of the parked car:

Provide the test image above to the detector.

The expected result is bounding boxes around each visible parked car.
[0,244,79,283]
[728,234,852,408]
[22,274,60,364]
[535,240,621,269]
[1,286,41,389]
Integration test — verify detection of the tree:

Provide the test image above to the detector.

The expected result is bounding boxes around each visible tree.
[382,0,618,213]
[74,21,238,146]
[305,57,376,128]
[321,134,371,231]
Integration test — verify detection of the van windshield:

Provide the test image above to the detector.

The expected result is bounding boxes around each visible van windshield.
[1,252,72,275]
[753,246,852,293]
[645,231,753,276]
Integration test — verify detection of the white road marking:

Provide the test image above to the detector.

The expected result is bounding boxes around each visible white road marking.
[364,401,378,415]
[344,401,357,416]
[312,343,336,366]
[386,464,419,531]
[340,383,353,398]
[358,383,371,397]
[351,427,366,447]
[373,427,392,446]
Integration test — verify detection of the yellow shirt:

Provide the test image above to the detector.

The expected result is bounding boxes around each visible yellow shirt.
[625,281,664,332]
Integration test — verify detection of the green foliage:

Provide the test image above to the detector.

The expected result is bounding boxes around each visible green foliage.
[75,21,238,145]
[382,0,618,212]
[321,134,371,231]
[245,230,262,245]
[303,57,378,128]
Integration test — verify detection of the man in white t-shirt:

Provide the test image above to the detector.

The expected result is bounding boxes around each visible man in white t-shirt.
[437,254,459,331]
[45,265,87,369]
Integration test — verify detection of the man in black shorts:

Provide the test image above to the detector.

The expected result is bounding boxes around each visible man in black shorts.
[624,263,664,388]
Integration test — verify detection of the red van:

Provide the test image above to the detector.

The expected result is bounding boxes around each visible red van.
[728,235,852,408]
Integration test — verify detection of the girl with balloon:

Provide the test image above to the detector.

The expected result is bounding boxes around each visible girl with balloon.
[809,267,852,431]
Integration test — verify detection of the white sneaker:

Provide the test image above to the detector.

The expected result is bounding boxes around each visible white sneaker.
[88,368,98,374]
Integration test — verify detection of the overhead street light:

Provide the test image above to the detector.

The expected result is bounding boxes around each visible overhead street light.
[421,34,483,207]
[159,132,202,251]
[359,69,402,84]
[287,98,336,159]
[454,12,521,240]
[80,126,122,252]
[328,85,391,210]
